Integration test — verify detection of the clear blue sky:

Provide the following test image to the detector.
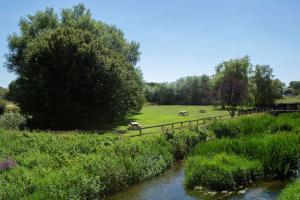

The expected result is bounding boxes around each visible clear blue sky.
[1,0,300,87]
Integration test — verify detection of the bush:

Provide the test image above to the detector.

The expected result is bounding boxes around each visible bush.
[167,128,207,159]
[208,113,300,138]
[192,133,299,177]
[0,112,26,130]
[279,180,300,200]
[185,153,263,191]
[208,120,240,138]
[4,103,20,113]
[0,127,206,199]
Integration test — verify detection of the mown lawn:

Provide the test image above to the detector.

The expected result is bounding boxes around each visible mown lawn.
[276,95,300,104]
[116,105,228,130]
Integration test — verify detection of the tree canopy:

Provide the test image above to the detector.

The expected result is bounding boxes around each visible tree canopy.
[5,4,144,130]
[214,56,250,111]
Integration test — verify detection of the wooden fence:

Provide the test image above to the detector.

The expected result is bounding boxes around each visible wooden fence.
[117,107,273,137]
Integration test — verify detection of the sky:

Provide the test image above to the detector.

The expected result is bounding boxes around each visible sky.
[0,0,300,88]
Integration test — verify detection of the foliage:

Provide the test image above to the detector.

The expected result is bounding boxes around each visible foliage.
[253,65,276,107]
[0,126,205,199]
[185,113,300,191]
[192,133,299,177]
[5,4,144,130]
[214,56,250,113]
[289,81,300,95]
[167,128,207,159]
[4,103,20,113]
[185,153,263,191]
[272,78,285,99]
[144,75,213,105]
[279,180,300,200]
[207,113,300,138]
[0,112,27,130]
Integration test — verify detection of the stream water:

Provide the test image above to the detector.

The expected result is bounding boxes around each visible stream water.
[109,162,294,200]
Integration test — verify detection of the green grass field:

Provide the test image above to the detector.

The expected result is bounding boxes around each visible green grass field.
[276,95,300,104]
[116,105,228,130]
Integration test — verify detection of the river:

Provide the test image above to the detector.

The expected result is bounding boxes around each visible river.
[109,162,294,200]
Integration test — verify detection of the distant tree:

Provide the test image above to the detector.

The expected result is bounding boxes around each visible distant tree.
[214,56,250,116]
[4,4,144,130]
[289,81,300,95]
[284,88,295,96]
[272,79,285,99]
[253,65,275,107]
[144,75,212,105]
[157,83,176,104]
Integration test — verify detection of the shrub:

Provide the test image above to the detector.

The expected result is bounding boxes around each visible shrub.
[0,112,27,130]
[0,127,205,199]
[208,113,300,138]
[185,153,263,191]
[279,180,300,200]
[168,128,207,159]
[208,120,240,138]
[4,103,20,113]
[191,133,299,177]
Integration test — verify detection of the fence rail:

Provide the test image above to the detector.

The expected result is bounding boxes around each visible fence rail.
[117,107,273,137]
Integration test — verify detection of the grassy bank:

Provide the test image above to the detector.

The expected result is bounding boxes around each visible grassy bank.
[279,180,300,200]
[0,127,206,199]
[185,113,300,191]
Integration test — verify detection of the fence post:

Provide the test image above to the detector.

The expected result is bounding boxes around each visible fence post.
[139,128,142,135]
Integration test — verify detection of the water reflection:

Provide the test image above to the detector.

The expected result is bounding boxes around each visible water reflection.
[109,162,290,200]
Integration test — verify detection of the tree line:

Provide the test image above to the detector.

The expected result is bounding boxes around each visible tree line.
[144,56,285,108]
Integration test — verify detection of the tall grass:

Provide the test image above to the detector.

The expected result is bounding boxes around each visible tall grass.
[185,113,300,191]
[279,180,300,200]
[192,133,299,176]
[208,113,300,138]
[0,127,206,199]
[185,153,263,191]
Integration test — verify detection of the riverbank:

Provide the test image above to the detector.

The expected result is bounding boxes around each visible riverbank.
[184,113,300,195]
[0,127,206,199]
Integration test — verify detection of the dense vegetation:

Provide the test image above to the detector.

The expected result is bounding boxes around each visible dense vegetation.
[0,127,206,199]
[285,81,300,95]
[279,180,300,200]
[4,4,144,130]
[185,113,300,191]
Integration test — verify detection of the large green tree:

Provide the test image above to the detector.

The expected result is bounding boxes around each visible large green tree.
[253,65,275,107]
[5,5,144,129]
[214,56,250,115]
